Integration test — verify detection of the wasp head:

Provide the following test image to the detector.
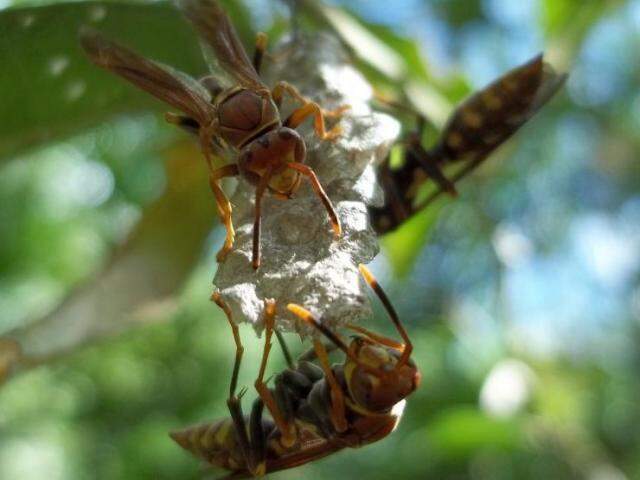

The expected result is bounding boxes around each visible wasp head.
[345,336,420,413]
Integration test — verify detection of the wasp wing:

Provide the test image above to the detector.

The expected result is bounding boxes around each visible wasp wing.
[219,438,342,479]
[80,27,215,123]
[178,0,267,91]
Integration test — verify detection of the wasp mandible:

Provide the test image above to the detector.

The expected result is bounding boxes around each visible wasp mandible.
[171,264,420,477]
[80,0,346,269]
[370,54,567,233]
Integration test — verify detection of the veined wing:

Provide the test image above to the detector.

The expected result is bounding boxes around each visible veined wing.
[80,27,215,123]
[178,0,267,91]
[219,438,342,479]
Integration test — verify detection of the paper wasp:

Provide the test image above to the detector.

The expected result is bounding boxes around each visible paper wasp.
[170,264,420,478]
[370,54,567,234]
[80,0,345,269]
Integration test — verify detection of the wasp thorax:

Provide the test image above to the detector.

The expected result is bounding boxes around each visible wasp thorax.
[217,89,279,148]
[238,128,306,196]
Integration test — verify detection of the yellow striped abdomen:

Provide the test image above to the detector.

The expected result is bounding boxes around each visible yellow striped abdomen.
[170,418,246,471]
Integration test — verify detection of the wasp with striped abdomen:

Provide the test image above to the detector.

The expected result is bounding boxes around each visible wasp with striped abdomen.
[370,54,567,234]
[171,264,419,478]
[80,0,345,269]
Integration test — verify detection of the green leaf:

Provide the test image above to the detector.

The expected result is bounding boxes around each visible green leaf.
[425,406,523,461]
[0,0,253,161]
[431,0,485,28]
[382,201,442,277]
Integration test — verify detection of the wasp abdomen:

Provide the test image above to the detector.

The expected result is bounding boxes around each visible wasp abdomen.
[436,55,547,162]
[170,418,250,471]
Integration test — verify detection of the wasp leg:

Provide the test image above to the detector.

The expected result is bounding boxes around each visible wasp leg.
[408,141,458,197]
[283,101,345,141]
[275,330,295,369]
[286,162,341,237]
[254,300,298,449]
[252,167,274,270]
[272,81,349,140]
[313,339,348,433]
[273,374,297,435]
[402,104,458,197]
[248,398,268,477]
[209,164,239,263]
[407,115,458,196]
[212,292,244,399]
[374,93,457,197]
[211,293,260,475]
[253,32,268,75]
[416,156,484,211]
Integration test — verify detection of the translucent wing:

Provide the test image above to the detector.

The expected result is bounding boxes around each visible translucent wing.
[80,27,215,123]
[221,439,342,479]
[178,0,267,90]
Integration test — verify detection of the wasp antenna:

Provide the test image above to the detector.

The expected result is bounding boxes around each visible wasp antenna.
[358,264,413,365]
[287,304,353,359]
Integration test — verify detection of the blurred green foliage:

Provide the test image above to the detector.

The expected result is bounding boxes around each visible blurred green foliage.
[1,1,640,480]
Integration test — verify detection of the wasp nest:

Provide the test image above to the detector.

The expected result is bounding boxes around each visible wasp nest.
[213,34,400,334]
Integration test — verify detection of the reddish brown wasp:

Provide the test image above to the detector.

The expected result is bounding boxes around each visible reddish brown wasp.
[171,264,420,478]
[370,54,567,234]
[80,0,345,269]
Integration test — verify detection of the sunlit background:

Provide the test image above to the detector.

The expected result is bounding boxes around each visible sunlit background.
[1,0,639,479]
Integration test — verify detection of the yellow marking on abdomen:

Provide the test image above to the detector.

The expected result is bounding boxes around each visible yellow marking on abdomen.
[461,109,483,129]
[446,132,464,149]
[482,91,503,110]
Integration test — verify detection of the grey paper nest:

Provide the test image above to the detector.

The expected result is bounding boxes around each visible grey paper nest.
[213,34,400,335]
